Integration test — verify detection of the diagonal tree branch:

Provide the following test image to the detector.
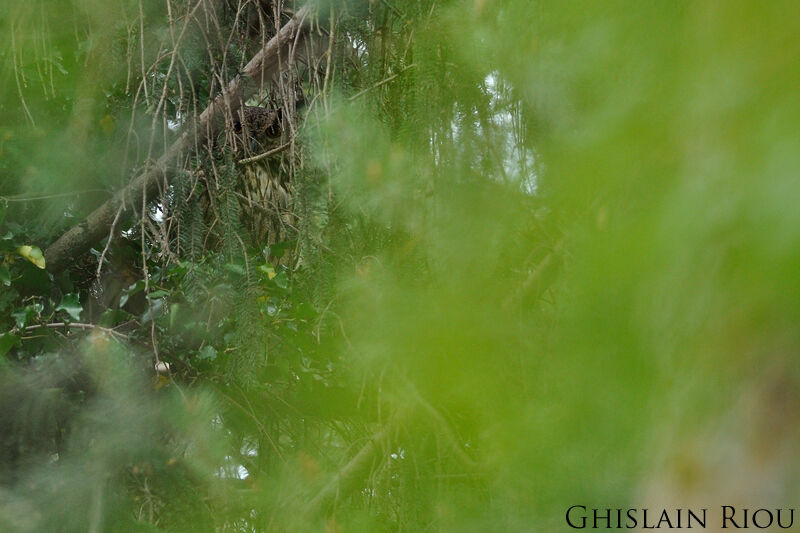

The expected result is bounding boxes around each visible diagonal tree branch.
[305,420,396,515]
[44,5,313,274]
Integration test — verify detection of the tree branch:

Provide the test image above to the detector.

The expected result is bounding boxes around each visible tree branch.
[237,139,293,165]
[306,419,397,514]
[43,6,313,274]
[22,322,130,341]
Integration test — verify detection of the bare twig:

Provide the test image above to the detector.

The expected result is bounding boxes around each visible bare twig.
[0,190,110,202]
[502,240,563,310]
[348,63,416,102]
[380,0,406,21]
[11,25,36,127]
[95,203,126,282]
[22,322,130,340]
[237,140,293,165]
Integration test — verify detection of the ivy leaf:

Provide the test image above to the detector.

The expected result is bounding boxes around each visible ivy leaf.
[259,264,277,280]
[0,332,20,358]
[224,263,245,276]
[98,308,132,327]
[268,240,294,260]
[146,290,169,300]
[119,280,145,308]
[17,263,51,291]
[196,345,217,362]
[12,307,34,328]
[17,245,46,269]
[274,271,289,289]
[56,293,83,321]
[141,298,164,324]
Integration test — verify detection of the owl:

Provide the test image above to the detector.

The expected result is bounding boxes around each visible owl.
[231,104,295,250]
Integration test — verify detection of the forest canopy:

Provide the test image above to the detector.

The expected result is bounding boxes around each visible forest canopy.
[0,0,799,531]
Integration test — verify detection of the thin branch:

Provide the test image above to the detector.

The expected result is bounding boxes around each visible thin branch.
[502,240,563,310]
[11,25,36,127]
[0,190,110,202]
[379,0,406,21]
[96,203,125,282]
[348,63,416,102]
[237,140,293,165]
[306,418,398,514]
[22,322,130,340]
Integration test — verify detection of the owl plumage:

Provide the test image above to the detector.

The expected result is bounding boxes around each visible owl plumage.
[233,105,294,250]
[234,105,282,141]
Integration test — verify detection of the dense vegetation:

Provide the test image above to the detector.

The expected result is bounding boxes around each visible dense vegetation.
[1,1,799,531]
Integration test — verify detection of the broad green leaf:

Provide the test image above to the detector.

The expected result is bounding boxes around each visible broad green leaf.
[259,264,277,280]
[119,280,145,308]
[196,345,217,362]
[0,265,9,286]
[11,306,34,328]
[17,245,45,269]
[17,263,51,291]
[146,290,169,299]
[274,271,289,289]
[0,332,20,358]
[224,263,245,276]
[56,293,83,321]
[268,240,294,260]
[98,308,133,327]
[141,298,164,324]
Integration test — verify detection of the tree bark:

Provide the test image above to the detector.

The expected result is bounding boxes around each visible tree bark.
[44,6,313,274]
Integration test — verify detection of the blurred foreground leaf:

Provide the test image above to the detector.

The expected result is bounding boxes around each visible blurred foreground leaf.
[16,245,45,269]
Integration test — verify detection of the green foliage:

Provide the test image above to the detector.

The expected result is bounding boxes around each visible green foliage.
[1,0,799,531]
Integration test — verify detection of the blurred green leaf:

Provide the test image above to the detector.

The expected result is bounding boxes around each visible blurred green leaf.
[196,345,217,362]
[147,290,169,299]
[273,271,288,289]
[98,308,133,327]
[0,332,20,357]
[141,298,164,324]
[224,263,245,276]
[259,264,277,279]
[0,1,798,531]
[11,304,39,328]
[16,245,45,269]
[16,262,51,291]
[268,240,294,260]
[169,303,180,328]
[119,280,145,308]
